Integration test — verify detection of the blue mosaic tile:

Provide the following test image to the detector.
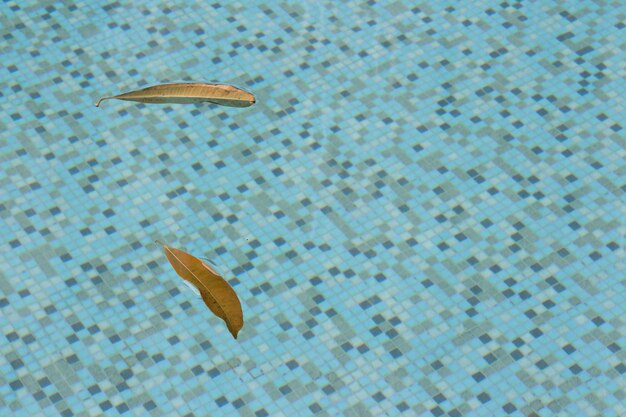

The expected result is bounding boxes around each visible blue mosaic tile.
[1,0,625,416]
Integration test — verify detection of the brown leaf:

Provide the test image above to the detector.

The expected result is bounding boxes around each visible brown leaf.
[95,82,256,108]
[159,242,244,339]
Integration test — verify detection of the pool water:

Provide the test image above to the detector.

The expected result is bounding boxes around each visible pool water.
[1,1,624,416]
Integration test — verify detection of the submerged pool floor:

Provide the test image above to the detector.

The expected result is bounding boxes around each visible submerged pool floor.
[1,1,624,416]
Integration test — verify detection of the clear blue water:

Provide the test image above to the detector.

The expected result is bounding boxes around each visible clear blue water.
[1,1,624,416]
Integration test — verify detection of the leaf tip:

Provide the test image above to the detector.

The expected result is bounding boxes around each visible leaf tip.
[229,319,244,340]
[95,97,112,107]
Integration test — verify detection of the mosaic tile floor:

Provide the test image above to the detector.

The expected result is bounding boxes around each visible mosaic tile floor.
[1,1,625,416]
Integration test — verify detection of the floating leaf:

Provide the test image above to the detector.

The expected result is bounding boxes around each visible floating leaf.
[95,82,256,108]
[158,242,244,339]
